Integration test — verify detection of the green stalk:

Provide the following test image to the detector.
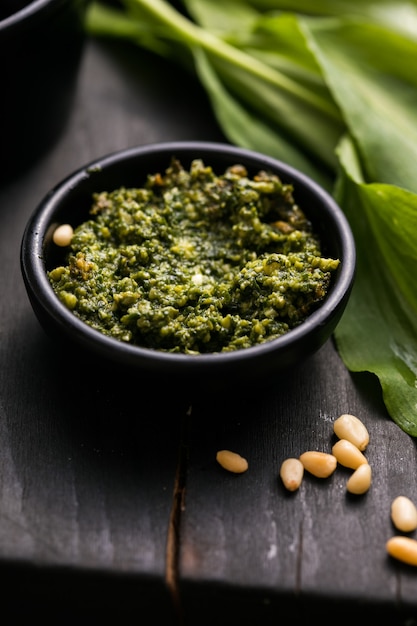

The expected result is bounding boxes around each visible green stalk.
[129,0,341,122]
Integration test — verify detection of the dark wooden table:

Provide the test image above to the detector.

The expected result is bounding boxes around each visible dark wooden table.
[1,38,417,626]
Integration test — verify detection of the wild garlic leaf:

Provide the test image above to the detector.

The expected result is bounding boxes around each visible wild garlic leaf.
[186,1,327,88]
[334,137,417,436]
[240,0,417,39]
[206,60,341,172]
[88,0,344,175]
[183,3,343,170]
[86,2,176,57]
[301,18,417,191]
[192,47,332,189]
[242,13,329,83]
[183,0,259,35]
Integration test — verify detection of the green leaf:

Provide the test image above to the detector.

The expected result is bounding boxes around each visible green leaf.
[207,60,341,172]
[185,1,324,85]
[181,3,343,170]
[85,2,174,57]
[301,17,417,191]
[232,0,417,39]
[192,47,332,189]
[334,136,417,436]
[88,0,344,173]
[241,12,329,82]
[183,0,260,35]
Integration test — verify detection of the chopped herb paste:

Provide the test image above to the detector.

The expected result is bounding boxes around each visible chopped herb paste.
[48,158,340,354]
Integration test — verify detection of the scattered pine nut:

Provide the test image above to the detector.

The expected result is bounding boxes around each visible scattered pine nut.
[216,450,248,474]
[391,496,417,532]
[332,439,368,470]
[346,463,372,495]
[53,223,74,247]
[386,536,417,567]
[333,413,369,451]
[280,458,304,491]
[299,451,337,478]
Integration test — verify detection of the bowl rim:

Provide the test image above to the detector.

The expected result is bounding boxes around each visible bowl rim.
[0,0,75,31]
[21,140,356,369]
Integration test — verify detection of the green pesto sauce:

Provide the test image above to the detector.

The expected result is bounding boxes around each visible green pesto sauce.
[48,158,340,354]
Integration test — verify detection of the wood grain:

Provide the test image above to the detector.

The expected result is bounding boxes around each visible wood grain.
[0,37,416,625]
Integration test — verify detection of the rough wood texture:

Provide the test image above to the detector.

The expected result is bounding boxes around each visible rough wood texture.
[0,39,416,625]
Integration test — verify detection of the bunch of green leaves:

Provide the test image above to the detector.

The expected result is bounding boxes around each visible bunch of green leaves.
[86,0,417,436]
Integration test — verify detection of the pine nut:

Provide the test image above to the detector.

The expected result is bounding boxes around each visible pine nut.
[386,536,417,567]
[216,450,248,474]
[279,458,304,491]
[53,223,74,247]
[391,496,417,532]
[333,413,369,451]
[299,451,337,478]
[332,439,368,469]
[346,463,372,494]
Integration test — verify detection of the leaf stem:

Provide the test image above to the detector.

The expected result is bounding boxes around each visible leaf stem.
[131,0,341,121]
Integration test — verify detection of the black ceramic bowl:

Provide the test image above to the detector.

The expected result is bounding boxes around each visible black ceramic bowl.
[20,141,356,390]
[0,0,90,180]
